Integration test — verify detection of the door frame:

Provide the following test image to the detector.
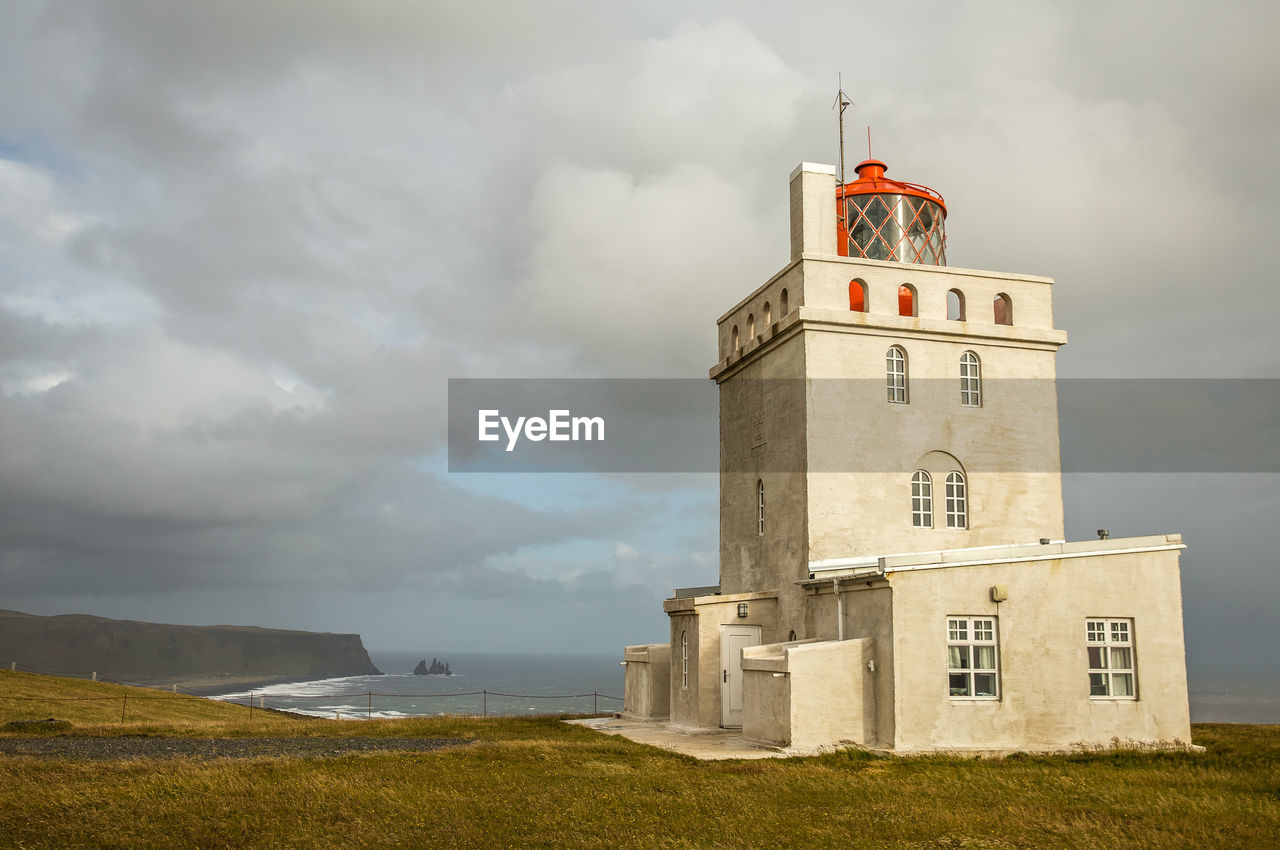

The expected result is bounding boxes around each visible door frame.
[719,624,762,727]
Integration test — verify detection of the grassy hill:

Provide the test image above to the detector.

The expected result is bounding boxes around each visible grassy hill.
[2,670,1278,847]
[0,609,379,686]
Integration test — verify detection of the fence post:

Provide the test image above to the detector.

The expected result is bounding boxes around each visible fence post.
[8,661,14,672]
[594,691,598,714]
[248,692,253,720]
[92,672,97,682]
[367,692,372,720]
[483,690,487,716]
[120,694,127,723]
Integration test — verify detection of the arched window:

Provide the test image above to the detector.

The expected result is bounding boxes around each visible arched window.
[747,313,755,340]
[947,289,966,321]
[960,351,981,407]
[849,279,867,312]
[788,629,797,642]
[912,470,933,528]
[681,631,688,689]
[731,325,739,351]
[946,472,968,528]
[763,301,772,326]
[886,346,908,403]
[757,479,765,535]
[898,284,917,317]
[994,293,1012,325]
[780,288,789,316]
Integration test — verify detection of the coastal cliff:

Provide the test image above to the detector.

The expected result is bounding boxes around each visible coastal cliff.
[0,610,381,686]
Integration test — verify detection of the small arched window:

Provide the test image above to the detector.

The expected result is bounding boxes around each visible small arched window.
[946,472,968,528]
[747,313,755,340]
[731,325,739,351]
[912,470,933,528]
[681,631,688,689]
[763,301,772,326]
[947,289,966,321]
[780,288,789,317]
[898,284,917,317]
[887,346,908,403]
[994,293,1013,325]
[960,351,981,407]
[757,479,765,535]
[849,279,867,312]
[788,629,797,642]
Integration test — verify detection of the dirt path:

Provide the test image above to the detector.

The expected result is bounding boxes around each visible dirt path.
[0,736,467,760]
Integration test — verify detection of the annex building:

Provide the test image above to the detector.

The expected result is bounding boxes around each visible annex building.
[621,159,1191,753]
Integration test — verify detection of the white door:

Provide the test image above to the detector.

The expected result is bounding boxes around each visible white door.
[720,624,761,727]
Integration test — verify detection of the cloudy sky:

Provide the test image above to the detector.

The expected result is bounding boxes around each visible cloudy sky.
[2,1,1277,668]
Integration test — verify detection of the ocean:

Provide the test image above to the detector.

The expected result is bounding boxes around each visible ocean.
[214,652,1279,724]
[215,651,626,720]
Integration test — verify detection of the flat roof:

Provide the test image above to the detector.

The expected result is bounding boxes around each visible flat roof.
[801,534,1184,585]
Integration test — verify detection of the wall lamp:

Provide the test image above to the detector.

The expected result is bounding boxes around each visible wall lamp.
[737,602,749,618]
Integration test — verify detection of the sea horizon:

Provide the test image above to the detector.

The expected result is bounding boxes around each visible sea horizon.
[205,650,1280,725]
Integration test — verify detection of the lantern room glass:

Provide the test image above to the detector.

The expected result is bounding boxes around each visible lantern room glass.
[843,193,947,266]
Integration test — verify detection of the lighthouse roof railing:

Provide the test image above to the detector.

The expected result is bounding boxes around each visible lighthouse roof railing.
[837,158,948,215]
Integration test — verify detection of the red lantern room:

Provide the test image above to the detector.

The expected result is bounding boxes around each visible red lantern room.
[836,159,947,266]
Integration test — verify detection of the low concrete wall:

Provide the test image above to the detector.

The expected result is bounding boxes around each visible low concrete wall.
[622,644,670,720]
[742,638,873,749]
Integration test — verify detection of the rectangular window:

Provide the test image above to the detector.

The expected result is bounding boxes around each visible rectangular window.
[1087,618,1136,698]
[947,616,999,699]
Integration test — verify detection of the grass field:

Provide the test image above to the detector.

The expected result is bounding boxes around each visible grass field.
[2,670,1278,848]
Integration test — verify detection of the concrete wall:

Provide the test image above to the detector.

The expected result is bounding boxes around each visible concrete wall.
[622,643,670,720]
[805,582,895,747]
[803,313,1066,560]
[716,330,809,632]
[742,638,876,749]
[801,256,1060,331]
[886,537,1191,752]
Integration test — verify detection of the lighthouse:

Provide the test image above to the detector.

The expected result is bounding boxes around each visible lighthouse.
[620,155,1191,754]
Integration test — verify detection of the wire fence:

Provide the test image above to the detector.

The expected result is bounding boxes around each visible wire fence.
[2,661,622,722]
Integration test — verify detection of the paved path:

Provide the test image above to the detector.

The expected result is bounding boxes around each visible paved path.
[566,716,789,760]
[0,736,466,760]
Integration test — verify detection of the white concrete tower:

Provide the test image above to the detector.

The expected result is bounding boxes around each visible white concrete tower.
[712,160,1069,635]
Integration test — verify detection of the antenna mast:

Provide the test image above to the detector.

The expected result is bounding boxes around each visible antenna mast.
[833,75,852,188]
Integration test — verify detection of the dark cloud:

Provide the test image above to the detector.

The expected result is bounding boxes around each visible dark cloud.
[0,2,1275,659]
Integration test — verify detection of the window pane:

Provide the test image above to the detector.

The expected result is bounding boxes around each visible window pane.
[1111,621,1129,642]
[1110,647,1133,671]
[949,673,970,696]
[948,646,970,669]
[1088,646,1107,669]
[1090,672,1109,696]
[948,620,966,641]
[973,673,997,697]
[974,646,996,670]
[974,620,993,641]
[1112,673,1134,696]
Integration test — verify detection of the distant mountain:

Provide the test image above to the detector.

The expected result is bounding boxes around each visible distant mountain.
[0,610,381,684]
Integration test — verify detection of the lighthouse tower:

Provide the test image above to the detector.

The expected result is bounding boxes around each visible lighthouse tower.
[714,159,1067,642]
[621,157,1189,755]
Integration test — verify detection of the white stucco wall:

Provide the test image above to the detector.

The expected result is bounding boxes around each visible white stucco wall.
[742,638,875,749]
[622,643,670,720]
[883,537,1191,752]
